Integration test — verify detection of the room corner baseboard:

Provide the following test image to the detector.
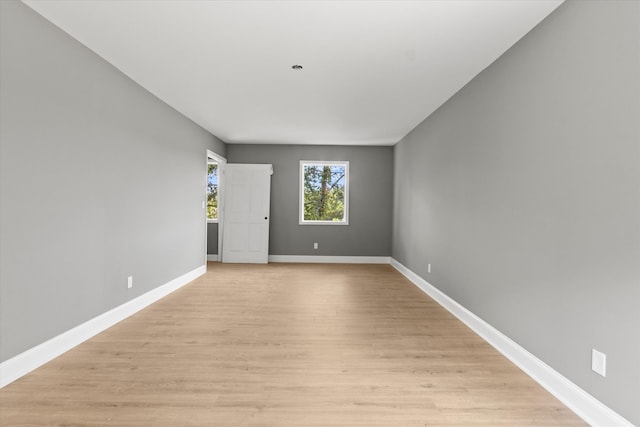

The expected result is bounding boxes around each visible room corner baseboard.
[206,254,218,261]
[268,255,391,264]
[0,265,206,389]
[389,258,633,427]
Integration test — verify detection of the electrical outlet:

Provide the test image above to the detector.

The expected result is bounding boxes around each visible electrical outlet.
[313,242,318,250]
[592,349,606,377]
[127,276,133,289]
[428,263,431,273]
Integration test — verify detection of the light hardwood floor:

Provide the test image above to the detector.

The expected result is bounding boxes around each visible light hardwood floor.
[0,263,584,426]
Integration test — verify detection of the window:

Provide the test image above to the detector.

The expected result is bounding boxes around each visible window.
[300,161,349,225]
[207,161,218,222]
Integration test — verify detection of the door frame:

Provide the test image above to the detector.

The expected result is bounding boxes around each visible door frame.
[206,149,227,262]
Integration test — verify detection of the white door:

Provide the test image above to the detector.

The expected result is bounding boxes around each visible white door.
[222,164,272,263]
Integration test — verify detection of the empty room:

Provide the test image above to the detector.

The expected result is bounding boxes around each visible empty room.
[0,0,638,426]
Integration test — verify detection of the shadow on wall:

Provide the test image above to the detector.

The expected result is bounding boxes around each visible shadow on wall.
[207,222,218,255]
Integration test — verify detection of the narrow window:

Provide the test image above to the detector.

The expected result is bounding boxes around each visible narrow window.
[207,161,218,222]
[300,161,349,225]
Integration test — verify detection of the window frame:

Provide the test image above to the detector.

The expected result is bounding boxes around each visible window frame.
[299,160,349,226]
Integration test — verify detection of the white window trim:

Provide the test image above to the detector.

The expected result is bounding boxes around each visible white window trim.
[299,160,349,225]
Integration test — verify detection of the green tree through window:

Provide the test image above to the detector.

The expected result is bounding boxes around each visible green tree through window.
[207,163,218,220]
[300,161,349,223]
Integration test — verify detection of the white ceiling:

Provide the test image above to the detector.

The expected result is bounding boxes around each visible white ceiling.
[22,0,563,146]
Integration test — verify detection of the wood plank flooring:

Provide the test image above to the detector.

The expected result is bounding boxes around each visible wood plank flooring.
[0,263,584,426]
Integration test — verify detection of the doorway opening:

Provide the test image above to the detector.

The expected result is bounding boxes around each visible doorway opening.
[206,149,226,262]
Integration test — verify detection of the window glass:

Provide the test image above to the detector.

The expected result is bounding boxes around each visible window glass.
[300,161,349,224]
[207,162,218,221]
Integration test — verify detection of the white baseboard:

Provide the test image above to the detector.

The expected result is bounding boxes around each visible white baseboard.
[0,264,206,389]
[389,258,632,427]
[268,255,391,264]
[206,254,219,261]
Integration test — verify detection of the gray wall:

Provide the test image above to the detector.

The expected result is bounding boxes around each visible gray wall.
[207,223,218,255]
[392,0,639,423]
[227,145,393,256]
[0,0,226,362]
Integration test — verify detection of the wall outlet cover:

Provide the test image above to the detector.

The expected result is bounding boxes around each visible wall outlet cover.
[591,348,606,377]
